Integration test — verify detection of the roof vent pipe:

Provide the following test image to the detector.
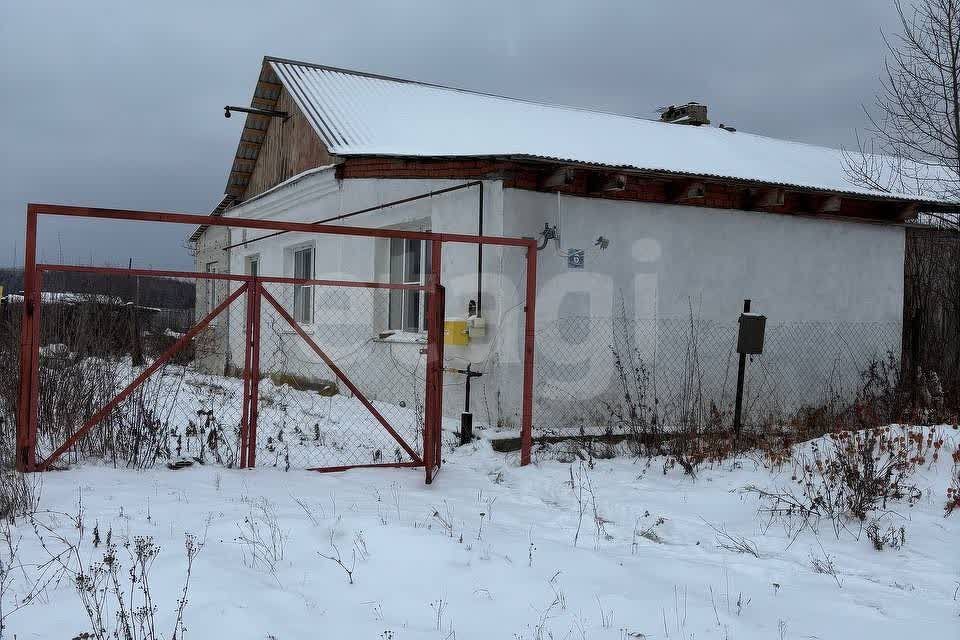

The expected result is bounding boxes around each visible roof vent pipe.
[658,102,710,126]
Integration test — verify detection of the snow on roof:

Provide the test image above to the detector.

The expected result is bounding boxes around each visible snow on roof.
[189,194,235,243]
[269,57,951,204]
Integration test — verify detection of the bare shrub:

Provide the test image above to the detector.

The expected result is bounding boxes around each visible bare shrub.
[945,443,960,517]
[0,472,40,522]
[865,519,906,551]
[72,535,202,640]
[746,426,936,539]
[703,519,760,558]
[235,498,287,574]
[809,546,842,587]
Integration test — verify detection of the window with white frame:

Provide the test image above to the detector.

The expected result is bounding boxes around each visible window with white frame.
[388,237,431,332]
[246,255,259,277]
[204,261,218,313]
[292,246,313,324]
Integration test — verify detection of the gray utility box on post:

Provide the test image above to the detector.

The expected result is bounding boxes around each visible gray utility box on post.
[737,312,766,355]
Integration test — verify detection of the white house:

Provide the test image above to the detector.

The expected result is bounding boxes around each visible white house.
[191,56,954,436]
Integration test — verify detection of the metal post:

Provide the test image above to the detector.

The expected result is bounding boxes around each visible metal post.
[434,283,445,469]
[460,364,474,446]
[239,282,254,468]
[246,279,262,469]
[520,243,537,466]
[732,299,750,441]
[424,240,443,483]
[16,210,38,471]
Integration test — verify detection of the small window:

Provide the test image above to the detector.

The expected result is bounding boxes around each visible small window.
[292,246,313,324]
[388,238,431,332]
[247,255,259,277]
[204,261,218,313]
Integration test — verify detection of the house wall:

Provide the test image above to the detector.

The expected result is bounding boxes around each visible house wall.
[497,189,906,432]
[224,170,508,432]
[193,224,232,374]
[222,171,907,437]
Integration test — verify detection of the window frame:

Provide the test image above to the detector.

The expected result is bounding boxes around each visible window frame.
[388,237,431,333]
[204,261,218,314]
[246,254,260,277]
[291,245,314,324]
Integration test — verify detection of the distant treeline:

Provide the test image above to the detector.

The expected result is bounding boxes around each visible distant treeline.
[0,268,195,309]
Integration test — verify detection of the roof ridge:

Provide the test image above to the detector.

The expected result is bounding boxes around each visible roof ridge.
[264,56,868,156]
[264,55,664,125]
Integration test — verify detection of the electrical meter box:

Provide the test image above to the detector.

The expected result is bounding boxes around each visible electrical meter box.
[467,315,486,338]
[737,313,766,354]
[444,318,470,346]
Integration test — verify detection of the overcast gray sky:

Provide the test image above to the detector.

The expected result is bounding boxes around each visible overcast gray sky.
[0,0,901,270]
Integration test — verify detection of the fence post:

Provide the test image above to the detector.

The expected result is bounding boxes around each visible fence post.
[732,299,750,441]
[520,242,537,466]
[239,282,253,469]
[16,210,38,471]
[247,279,262,469]
[424,240,443,483]
[434,283,445,470]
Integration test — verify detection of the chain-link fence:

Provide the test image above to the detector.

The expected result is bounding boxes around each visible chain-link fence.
[9,270,438,474]
[252,282,427,470]
[532,315,905,438]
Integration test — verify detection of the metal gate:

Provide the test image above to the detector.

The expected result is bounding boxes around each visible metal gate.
[15,203,537,482]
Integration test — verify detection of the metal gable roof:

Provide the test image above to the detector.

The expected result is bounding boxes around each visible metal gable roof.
[188,194,235,243]
[265,56,953,205]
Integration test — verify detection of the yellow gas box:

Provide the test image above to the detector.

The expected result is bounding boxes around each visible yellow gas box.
[444,318,470,346]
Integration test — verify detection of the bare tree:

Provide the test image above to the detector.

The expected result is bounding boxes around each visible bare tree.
[845,0,960,228]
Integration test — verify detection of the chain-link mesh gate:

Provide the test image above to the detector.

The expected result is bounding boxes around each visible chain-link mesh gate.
[252,280,433,473]
[17,267,444,480]
[16,203,536,481]
[21,266,250,472]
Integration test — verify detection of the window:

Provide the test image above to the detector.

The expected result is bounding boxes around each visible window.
[204,261,218,313]
[246,255,259,277]
[388,238,431,332]
[292,246,313,324]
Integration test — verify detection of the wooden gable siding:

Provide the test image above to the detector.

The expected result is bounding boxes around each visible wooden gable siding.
[241,87,334,202]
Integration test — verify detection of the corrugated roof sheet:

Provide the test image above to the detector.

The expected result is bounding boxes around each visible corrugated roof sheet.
[268,57,951,204]
[188,194,234,243]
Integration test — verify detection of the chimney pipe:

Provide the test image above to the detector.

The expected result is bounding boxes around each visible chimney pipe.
[659,102,710,126]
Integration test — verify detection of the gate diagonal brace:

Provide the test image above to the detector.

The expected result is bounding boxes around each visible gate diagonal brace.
[259,287,423,465]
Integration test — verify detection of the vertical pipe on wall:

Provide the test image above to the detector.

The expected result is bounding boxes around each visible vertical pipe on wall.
[476,183,483,316]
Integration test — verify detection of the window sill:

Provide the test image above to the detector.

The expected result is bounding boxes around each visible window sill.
[279,324,315,336]
[374,331,427,345]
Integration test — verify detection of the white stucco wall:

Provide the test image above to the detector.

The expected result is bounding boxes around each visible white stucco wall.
[220,169,906,435]
[498,190,905,433]
[192,224,232,374]
[223,170,510,430]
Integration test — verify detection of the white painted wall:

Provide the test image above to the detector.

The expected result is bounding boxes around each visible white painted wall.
[499,190,905,432]
[223,169,509,429]
[221,169,906,435]
[192,224,232,374]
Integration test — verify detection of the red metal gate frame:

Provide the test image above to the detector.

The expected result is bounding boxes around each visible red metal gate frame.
[16,203,538,482]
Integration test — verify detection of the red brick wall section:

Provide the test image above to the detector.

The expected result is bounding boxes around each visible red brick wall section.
[336,157,904,221]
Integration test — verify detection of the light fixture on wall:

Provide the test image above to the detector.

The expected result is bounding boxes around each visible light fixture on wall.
[223,105,290,122]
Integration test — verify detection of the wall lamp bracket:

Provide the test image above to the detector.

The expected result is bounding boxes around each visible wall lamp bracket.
[224,105,290,122]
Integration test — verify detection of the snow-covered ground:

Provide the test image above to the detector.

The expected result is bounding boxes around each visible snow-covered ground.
[6,425,959,639]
